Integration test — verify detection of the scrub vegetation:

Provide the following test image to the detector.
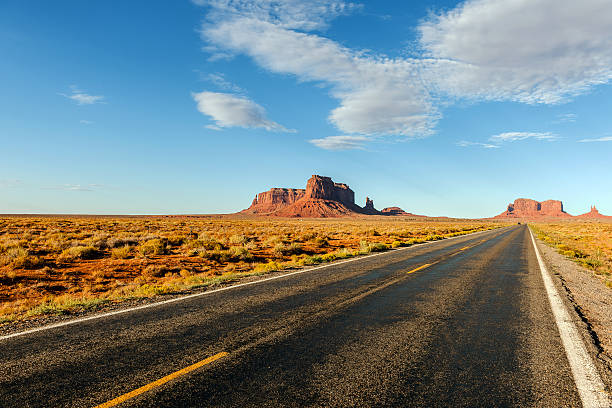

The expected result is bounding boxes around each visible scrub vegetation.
[0,216,504,322]
[531,222,612,288]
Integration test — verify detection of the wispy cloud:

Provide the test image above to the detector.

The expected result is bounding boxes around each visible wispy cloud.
[197,71,244,93]
[456,141,500,149]
[309,135,368,150]
[578,136,612,143]
[44,183,104,192]
[554,113,577,124]
[192,91,294,132]
[489,132,558,142]
[80,119,94,125]
[59,85,105,105]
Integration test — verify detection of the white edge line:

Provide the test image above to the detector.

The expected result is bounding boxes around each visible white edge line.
[1,227,506,341]
[529,227,610,408]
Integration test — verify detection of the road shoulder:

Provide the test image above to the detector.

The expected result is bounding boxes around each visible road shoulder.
[534,235,612,392]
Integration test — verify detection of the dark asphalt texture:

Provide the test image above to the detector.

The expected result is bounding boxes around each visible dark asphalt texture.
[0,225,584,407]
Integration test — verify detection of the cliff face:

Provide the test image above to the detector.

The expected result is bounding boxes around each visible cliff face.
[242,175,387,217]
[243,188,305,215]
[495,198,571,218]
[305,175,355,207]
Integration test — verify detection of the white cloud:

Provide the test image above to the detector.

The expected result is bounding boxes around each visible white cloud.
[205,124,223,131]
[192,91,292,131]
[419,0,612,104]
[578,136,612,143]
[489,132,558,142]
[195,0,362,31]
[200,5,438,139]
[554,113,577,123]
[195,0,612,149]
[197,71,245,93]
[44,184,101,192]
[309,135,368,150]
[456,141,499,149]
[80,120,94,125]
[60,86,105,105]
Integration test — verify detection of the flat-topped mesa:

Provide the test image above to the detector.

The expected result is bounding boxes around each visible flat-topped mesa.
[240,174,401,217]
[495,198,571,218]
[381,207,425,217]
[243,188,305,215]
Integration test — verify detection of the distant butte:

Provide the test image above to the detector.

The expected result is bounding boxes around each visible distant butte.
[381,207,425,217]
[495,199,611,219]
[240,175,417,218]
[576,205,612,219]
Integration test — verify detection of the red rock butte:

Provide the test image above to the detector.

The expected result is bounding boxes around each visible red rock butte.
[241,175,414,218]
[495,199,611,219]
[576,205,612,219]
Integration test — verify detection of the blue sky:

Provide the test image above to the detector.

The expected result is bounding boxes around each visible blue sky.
[1,0,611,217]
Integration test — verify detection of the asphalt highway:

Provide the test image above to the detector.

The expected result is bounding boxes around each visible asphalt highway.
[0,225,600,407]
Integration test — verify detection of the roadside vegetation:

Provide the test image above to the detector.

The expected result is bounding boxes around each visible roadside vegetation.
[530,222,612,288]
[0,216,504,322]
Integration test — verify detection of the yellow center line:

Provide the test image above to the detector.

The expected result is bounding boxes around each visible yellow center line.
[94,352,229,408]
[459,246,471,251]
[406,263,435,274]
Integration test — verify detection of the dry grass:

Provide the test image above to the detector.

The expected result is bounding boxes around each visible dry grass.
[0,216,505,321]
[530,221,612,288]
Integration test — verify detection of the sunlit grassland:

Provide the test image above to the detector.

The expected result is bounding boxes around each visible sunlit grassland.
[0,216,505,322]
[530,221,612,288]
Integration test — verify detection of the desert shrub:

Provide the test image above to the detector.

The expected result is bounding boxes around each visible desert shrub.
[367,242,389,252]
[312,236,329,247]
[264,235,287,246]
[88,232,110,249]
[1,246,28,266]
[321,253,336,262]
[425,234,444,241]
[111,245,132,259]
[199,248,231,263]
[301,255,323,265]
[335,248,353,259]
[229,246,254,262]
[58,246,100,262]
[254,261,282,273]
[142,264,169,278]
[137,239,166,257]
[185,237,223,252]
[229,234,249,245]
[273,242,302,257]
[107,236,139,248]
[166,234,186,246]
[392,241,402,248]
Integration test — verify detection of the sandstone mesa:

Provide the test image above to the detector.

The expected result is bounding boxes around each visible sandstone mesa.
[241,175,416,218]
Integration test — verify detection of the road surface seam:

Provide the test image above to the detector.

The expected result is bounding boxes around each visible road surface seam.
[529,228,610,408]
[0,227,506,342]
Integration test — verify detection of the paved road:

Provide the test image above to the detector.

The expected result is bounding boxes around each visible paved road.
[0,225,596,407]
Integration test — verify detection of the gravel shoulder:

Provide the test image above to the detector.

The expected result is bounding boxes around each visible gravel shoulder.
[535,236,612,389]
